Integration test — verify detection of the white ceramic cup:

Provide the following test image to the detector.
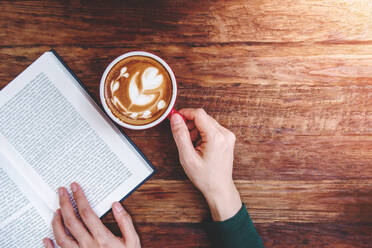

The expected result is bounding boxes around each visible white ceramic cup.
[100,51,181,130]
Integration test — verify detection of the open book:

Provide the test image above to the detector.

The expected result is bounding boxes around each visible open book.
[0,50,155,247]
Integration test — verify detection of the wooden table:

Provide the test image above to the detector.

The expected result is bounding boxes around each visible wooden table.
[1,1,372,247]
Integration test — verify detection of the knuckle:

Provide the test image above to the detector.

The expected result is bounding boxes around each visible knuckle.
[172,122,184,131]
[96,235,110,247]
[82,240,95,248]
[181,154,198,167]
[123,212,133,223]
[118,211,134,227]
[196,108,206,116]
[227,131,236,143]
[79,207,90,220]
[56,238,67,247]
[214,131,225,143]
[171,121,186,135]
[64,216,75,229]
[75,191,83,202]
[59,198,68,208]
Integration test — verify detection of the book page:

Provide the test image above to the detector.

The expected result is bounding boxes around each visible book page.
[0,153,53,248]
[0,51,154,220]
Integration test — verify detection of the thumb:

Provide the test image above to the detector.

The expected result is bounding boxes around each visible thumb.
[170,113,197,160]
[112,202,140,246]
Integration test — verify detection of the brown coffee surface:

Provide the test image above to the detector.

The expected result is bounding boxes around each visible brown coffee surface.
[104,56,173,126]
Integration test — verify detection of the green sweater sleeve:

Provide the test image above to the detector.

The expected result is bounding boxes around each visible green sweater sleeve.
[206,204,264,248]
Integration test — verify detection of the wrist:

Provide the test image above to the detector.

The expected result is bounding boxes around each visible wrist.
[203,181,242,221]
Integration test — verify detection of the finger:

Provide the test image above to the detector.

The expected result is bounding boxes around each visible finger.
[58,187,91,243]
[170,113,198,161]
[112,202,140,247]
[71,183,113,240]
[42,238,54,248]
[186,120,195,130]
[190,128,200,143]
[179,108,217,141]
[52,209,78,248]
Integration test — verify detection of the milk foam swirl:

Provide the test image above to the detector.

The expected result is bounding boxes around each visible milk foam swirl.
[110,66,166,119]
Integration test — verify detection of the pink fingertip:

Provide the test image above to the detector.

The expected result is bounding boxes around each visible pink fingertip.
[113,201,124,213]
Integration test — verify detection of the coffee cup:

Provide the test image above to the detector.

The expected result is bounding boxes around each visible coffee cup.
[100,51,183,130]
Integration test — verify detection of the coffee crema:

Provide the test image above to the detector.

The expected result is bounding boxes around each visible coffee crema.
[104,56,173,126]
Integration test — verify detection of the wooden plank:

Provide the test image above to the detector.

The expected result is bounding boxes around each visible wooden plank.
[256,222,372,248]
[128,134,372,181]
[101,179,372,224]
[3,44,372,89]
[2,45,372,180]
[104,222,210,248]
[2,1,372,247]
[2,44,372,89]
[103,222,372,248]
[1,0,372,46]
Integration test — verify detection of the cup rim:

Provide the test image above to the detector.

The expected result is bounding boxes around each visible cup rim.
[100,51,177,130]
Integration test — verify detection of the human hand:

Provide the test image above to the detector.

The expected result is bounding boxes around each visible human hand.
[42,182,140,248]
[170,108,242,221]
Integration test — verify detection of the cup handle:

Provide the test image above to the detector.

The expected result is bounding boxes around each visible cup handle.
[167,108,186,122]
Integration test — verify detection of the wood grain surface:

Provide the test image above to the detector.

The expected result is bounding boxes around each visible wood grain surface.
[1,0,372,247]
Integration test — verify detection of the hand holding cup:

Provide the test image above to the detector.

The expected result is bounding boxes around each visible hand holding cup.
[170,108,242,221]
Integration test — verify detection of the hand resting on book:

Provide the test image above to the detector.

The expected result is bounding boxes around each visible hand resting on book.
[43,108,243,247]
[42,183,140,248]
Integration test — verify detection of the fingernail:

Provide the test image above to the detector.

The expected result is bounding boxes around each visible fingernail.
[54,209,60,216]
[58,187,64,196]
[171,113,183,124]
[113,202,123,213]
[71,183,78,193]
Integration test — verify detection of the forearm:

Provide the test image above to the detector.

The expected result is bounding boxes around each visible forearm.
[204,181,242,221]
[204,182,264,248]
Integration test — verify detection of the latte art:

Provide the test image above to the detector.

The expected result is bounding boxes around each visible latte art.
[104,56,173,126]
[110,66,166,119]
